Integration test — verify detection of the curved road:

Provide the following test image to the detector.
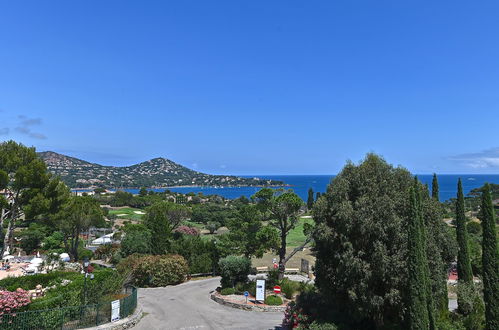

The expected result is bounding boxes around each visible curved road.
[133,277,283,330]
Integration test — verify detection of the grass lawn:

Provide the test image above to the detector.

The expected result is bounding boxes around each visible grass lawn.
[286,217,314,247]
[108,207,144,221]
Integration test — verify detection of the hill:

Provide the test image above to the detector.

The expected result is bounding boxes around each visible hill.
[38,151,284,188]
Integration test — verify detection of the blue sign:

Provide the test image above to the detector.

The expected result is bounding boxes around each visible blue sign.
[243,291,249,297]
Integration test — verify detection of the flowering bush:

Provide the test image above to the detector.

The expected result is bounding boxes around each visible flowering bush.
[282,301,309,329]
[0,289,30,315]
[173,226,199,236]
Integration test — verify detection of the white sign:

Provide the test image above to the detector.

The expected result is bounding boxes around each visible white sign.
[256,279,265,301]
[111,300,120,322]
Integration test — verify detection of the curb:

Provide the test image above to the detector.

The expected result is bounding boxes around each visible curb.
[210,292,287,312]
[84,304,143,330]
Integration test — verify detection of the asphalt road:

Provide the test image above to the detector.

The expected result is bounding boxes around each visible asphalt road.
[133,277,283,330]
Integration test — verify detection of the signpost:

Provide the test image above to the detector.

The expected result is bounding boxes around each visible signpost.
[111,300,120,322]
[273,285,281,294]
[244,291,249,304]
[256,279,265,302]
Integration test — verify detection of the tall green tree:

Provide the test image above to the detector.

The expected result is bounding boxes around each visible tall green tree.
[315,191,321,201]
[431,173,439,201]
[143,201,176,254]
[0,141,51,253]
[407,186,430,329]
[312,154,451,328]
[307,188,314,210]
[253,188,303,279]
[456,178,474,314]
[55,196,104,261]
[480,183,499,330]
[218,205,279,258]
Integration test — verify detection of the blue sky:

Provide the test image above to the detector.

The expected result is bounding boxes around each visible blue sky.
[1,1,498,175]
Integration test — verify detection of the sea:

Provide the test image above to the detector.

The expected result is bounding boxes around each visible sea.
[109,174,499,202]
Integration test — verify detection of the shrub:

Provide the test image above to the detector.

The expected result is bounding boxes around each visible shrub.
[0,289,31,315]
[206,222,220,234]
[218,256,251,288]
[120,230,152,257]
[267,268,279,287]
[220,287,235,295]
[173,225,199,236]
[280,278,299,299]
[169,236,218,273]
[265,294,283,306]
[308,321,339,330]
[0,271,80,292]
[117,254,188,287]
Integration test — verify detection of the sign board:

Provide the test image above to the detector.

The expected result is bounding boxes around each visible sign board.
[243,291,249,297]
[111,300,120,322]
[273,286,281,294]
[256,279,265,301]
[301,258,310,273]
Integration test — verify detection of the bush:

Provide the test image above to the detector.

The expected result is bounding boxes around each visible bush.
[173,225,199,236]
[0,271,80,291]
[267,268,279,287]
[308,321,339,330]
[117,254,188,287]
[170,235,218,274]
[220,287,235,295]
[218,256,251,288]
[120,230,152,257]
[280,278,299,299]
[265,294,283,306]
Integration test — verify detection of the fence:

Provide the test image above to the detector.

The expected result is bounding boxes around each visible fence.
[0,287,137,330]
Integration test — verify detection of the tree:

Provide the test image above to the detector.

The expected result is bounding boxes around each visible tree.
[312,154,449,328]
[143,201,175,254]
[431,173,439,202]
[0,141,52,254]
[307,188,314,210]
[55,196,104,261]
[480,183,498,330]
[139,187,148,197]
[407,186,430,329]
[218,205,279,258]
[456,178,473,309]
[253,188,303,279]
[121,227,152,257]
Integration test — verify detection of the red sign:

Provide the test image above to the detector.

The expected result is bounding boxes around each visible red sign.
[273,286,281,294]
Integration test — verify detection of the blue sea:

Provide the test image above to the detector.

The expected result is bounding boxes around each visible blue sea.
[117,174,499,202]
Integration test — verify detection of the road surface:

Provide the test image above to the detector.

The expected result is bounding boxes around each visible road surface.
[133,277,283,330]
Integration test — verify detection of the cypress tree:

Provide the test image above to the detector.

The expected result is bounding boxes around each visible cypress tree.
[307,188,314,210]
[481,183,499,330]
[315,191,321,201]
[456,178,473,284]
[431,174,439,202]
[407,185,430,329]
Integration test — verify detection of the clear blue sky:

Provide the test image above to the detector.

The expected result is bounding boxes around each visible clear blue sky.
[1,1,498,175]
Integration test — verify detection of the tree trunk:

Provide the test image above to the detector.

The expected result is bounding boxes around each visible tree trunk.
[278,232,286,280]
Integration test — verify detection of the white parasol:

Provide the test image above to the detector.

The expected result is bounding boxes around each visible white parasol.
[2,255,14,260]
[30,257,43,265]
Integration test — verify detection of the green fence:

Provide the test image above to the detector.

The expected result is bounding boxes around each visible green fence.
[0,287,137,330]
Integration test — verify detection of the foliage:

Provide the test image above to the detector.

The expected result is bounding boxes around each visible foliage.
[480,183,499,330]
[218,255,251,288]
[456,179,473,285]
[19,223,48,254]
[264,294,283,306]
[191,203,236,226]
[94,243,120,261]
[280,278,300,299]
[217,205,279,258]
[220,287,235,295]
[173,225,200,236]
[206,221,220,234]
[307,188,314,210]
[54,195,104,261]
[120,229,152,257]
[0,289,30,315]
[308,321,339,330]
[267,268,280,288]
[117,254,188,287]
[432,173,440,202]
[253,188,303,278]
[143,202,175,254]
[0,271,80,292]
[42,231,65,251]
[312,154,451,328]
[170,235,218,274]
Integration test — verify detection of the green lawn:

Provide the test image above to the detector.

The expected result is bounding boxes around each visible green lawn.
[108,207,145,221]
[286,217,314,247]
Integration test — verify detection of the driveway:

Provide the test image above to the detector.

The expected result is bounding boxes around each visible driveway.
[133,277,283,330]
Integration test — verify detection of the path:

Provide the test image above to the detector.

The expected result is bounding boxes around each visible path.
[133,277,283,330]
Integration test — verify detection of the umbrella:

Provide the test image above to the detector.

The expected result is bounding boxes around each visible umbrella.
[2,255,14,260]
[59,253,70,262]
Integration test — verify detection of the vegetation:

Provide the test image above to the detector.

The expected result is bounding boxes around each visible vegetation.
[264,294,283,306]
[218,255,251,288]
[307,188,314,210]
[480,184,498,330]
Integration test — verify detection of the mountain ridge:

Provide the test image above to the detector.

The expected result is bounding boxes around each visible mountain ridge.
[38,151,284,188]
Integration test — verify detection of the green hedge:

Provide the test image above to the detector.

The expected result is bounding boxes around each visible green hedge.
[264,294,283,306]
[0,271,81,292]
[117,254,189,287]
[218,255,251,288]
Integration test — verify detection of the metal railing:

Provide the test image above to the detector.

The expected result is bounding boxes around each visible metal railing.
[0,287,137,330]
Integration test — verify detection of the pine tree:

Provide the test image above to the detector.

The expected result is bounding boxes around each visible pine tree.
[481,183,499,330]
[431,174,439,202]
[407,185,430,329]
[315,192,321,201]
[307,188,314,210]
